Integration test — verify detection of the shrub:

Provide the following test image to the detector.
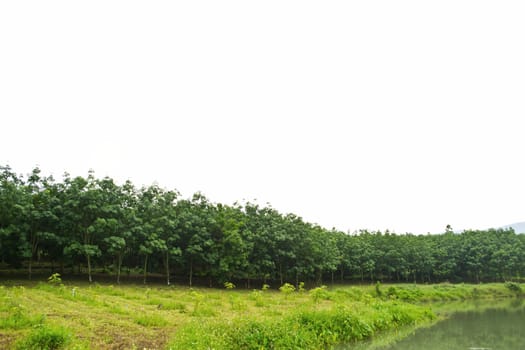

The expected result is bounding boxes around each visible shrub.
[224,282,235,290]
[375,281,383,297]
[251,290,265,307]
[279,283,295,298]
[47,273,62,286]
[16,325,71,350]
[309,285,329,305]
[504,282,522,295]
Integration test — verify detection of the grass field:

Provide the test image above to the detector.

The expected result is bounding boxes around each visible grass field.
[0,278,521,349]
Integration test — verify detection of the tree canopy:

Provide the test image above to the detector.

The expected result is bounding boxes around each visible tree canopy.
[1,165,524,285]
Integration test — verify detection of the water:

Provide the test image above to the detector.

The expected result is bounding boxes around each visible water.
[351,300,525,350]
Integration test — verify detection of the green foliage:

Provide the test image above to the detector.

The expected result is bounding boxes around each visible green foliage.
[169,300,436,349]
[47,273,62,286]
[504,282,522,295]
[224,281,235,289]
[0,308,45,329]
[2,164,525,287]
[0,282,518,349]
[250,289,265,307]
[15,325,72,350]
[384,286,423,302]
[164,302,187,313]
[309,285,329,305]
[189,290,216,316]
[279,283,295,298]
[375,281,383,297]
[134,314,168,327]
[228,295,247,311]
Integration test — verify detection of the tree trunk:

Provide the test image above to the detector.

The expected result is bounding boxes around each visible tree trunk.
[28,232,38,280]
[116,253,122,285]
[87,254,93,283]
[143,255,148,284]
[279,263,283,286]
[189,257,193,287]
[165,251,170,286]
[28,256,32,280]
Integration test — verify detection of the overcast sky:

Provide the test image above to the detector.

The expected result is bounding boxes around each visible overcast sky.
[1,1,524,234]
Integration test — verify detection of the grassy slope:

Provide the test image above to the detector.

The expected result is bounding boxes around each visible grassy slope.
[0,281,521,349]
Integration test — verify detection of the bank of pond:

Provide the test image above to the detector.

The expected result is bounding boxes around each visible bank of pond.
[0,280,523,349]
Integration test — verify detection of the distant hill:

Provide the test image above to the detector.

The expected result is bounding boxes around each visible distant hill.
[501,222,525,234]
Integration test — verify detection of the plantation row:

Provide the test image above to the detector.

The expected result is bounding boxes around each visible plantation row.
[1,165,524,285]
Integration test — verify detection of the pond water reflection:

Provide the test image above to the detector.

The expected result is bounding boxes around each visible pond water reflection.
[353,300,525,350]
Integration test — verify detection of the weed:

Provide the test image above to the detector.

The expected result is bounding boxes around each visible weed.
[228,295,247,311]
[0,303,45,329]
[504,282,522,295]
[191,305,217,317]
[224,281,235,289]
[15,325,72,350]
[135,314,168,327]
[309,285,329,305]
[375,281,383,297]
[169,301,436,349]
[47,273,63,286]
[1,282,519,349]
[161,302,187,313]
[190,290,206,315]
[251,289,265,307]
[279,283,295,298]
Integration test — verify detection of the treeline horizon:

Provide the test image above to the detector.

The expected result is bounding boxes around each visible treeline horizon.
[1,165,524,286]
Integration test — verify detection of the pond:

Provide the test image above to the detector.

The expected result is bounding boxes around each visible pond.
[347,300,525,350]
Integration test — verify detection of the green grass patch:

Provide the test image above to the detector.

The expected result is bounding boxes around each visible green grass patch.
[134,314,169,327]
[15,325,72,350]
[0,281,522,349]
[169,301,435,349]
[0,302,45,330]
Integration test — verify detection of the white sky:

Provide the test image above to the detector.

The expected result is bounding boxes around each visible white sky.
[1,1,524,234]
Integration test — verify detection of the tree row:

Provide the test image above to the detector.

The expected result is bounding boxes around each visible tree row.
[1,165,524,286]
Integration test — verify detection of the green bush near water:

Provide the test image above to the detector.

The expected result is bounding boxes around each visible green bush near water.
[504,281,522,295]
[168,300,435,350]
